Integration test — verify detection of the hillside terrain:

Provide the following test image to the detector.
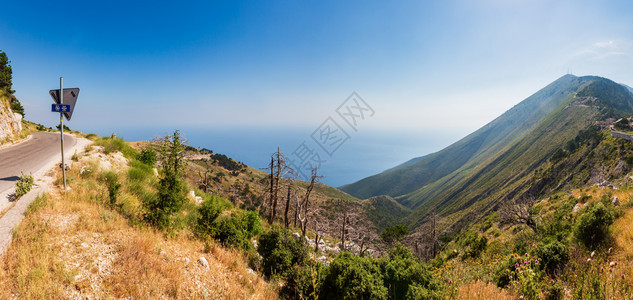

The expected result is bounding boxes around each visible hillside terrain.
[342,75,633,233]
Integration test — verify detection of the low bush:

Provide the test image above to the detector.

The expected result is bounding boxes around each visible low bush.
[281,260,326,300]
[14,172,34,199]
[99,171,121,208]
[381,243,437,300]
[574,202,615,248]
[213,210,261,250]
[137,148,157,166]
[258,226,308,278]
[534,240,569,275]
[320,252,388,300]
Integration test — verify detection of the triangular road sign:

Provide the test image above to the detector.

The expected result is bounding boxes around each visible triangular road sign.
[49,88,79,121]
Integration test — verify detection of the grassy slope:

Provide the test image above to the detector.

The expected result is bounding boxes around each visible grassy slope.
[405,104,599,229]
[0,142,277,299]
[362,195,412,232]
[340,74,594,200]
[432,185,633,299]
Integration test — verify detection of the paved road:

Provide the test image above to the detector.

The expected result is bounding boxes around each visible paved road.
[0,132,76,195]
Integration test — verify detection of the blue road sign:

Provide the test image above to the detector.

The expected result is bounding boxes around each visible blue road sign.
[52,104,71,113]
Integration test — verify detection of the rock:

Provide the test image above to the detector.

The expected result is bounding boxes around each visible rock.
[572,203,583,213]
[198,257,209,268]
[153,168,159,177]
[292,232,301,239]
[195,196,203,204]
[612,196,620,206]
[188,190,196,201]
[609,261,618,267]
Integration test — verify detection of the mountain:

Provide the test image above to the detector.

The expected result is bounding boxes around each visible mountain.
[341,75,633,230]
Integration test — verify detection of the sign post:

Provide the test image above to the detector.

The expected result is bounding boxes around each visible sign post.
[59,77,66,190]
[49,79,79,191]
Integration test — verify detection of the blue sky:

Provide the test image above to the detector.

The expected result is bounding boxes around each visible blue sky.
[2,0,633,185]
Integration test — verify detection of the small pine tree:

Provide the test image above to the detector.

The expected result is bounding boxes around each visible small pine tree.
[145,130,186,229]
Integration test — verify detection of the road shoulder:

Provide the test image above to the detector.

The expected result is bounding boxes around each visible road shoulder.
[0,135,92,256]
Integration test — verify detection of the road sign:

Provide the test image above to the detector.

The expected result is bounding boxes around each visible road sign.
[49,88,79,121]
[51,104,71,112]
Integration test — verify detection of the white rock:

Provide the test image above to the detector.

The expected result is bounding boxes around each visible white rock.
[612,196,620,206]
[153,168,159,177]
[198,257,209,268]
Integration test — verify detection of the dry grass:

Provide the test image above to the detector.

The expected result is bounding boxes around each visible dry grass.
[457,281,514,299]
[0,146,278,299]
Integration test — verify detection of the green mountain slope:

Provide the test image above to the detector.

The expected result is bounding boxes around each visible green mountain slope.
[341,74,594,199]
[341,75,633,231]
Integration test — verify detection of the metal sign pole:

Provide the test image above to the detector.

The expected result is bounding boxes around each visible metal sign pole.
[60,77,66,190]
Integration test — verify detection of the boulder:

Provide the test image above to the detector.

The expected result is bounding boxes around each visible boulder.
[612,196,620,206]
[198,257,209,269]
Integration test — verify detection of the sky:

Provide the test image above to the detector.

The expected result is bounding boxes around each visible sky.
[2,0,633,186]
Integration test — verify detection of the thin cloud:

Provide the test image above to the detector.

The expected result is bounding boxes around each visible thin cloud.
[572,39,631,60]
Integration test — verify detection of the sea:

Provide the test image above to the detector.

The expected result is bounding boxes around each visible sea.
[85,126,465,188]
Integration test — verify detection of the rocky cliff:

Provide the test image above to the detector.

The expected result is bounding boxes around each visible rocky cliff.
[0,90,22,143]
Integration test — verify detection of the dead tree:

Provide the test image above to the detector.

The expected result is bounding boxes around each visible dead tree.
[264,148,296,225]
[298,168,321,239]
[283,185,296,228]
[346,204,378,256]
[332,199,352,252]
[197,170,211,193]
[500,197,538,232]
[312,215,328,253]
[412,211,445,260]
[429,210,440,258]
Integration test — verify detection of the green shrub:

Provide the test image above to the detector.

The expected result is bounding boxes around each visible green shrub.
[544,280,564,300]
[144,176,185,229]
[380,224,409,244]
[15,172,34,199]
[281,260,326,300]
[197,196,224,235]
[212,210,261,250]
[468,236,488,258]
[258,226,308,277]
[320,252,388,300]
[574,202,615,248]
[534,240,569,274]
[381,243,436,300]
[137,148,157,166]
[457,230,478,248]
[99,171,121,208]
